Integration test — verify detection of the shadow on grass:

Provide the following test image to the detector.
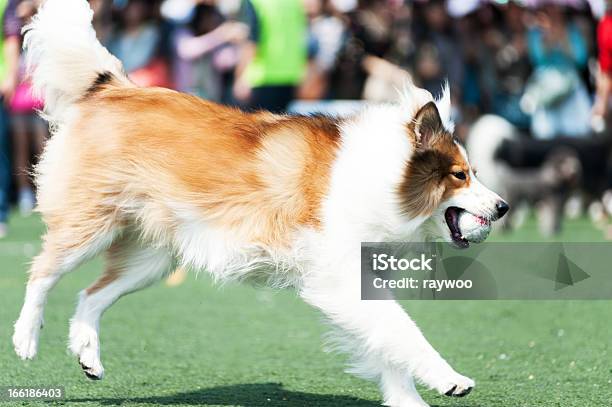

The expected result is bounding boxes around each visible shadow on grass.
[67,382,476,407]
[67,382,378,406]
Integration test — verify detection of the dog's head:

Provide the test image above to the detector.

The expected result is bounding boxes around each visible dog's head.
[398,97,508,248]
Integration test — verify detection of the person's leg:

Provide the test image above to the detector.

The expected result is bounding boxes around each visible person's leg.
[32,115,48,160]
[249,85,296,113]
[283,86,296,109]
[0,105,10,236]
[11,114,35,216]
[558,85,591,138]
[248,86,271,112]
[268,85,295,113]
[531,108,555,140]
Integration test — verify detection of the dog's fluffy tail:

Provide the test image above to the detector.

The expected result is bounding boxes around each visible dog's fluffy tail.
[24,0,130,122]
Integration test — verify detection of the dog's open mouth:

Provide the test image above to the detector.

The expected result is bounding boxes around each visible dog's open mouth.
[445,207,469,248]
[444,207,490,249]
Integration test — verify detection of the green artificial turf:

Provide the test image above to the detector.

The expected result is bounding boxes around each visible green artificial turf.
[1,214,611,406]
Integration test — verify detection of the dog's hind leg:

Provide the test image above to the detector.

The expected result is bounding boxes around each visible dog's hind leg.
[69,234,174,380]
[13,215,118,360]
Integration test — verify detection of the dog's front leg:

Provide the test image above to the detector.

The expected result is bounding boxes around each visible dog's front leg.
[300,259,473,407]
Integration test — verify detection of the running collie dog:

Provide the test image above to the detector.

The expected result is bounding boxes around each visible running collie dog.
[13,1,508,406]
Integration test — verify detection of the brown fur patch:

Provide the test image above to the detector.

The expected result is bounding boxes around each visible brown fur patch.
[86,268,120,296]
[85,237,135,295]
[399,104,471,217]
[69,87,341,248]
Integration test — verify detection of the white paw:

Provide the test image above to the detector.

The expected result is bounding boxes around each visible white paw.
[78,347,105,380]
[13,318,41,360]
[69,320,104,380]
[436,372,475,398]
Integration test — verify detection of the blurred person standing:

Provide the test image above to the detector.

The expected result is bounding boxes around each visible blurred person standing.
[593,0,612,240]
[0,0,20,236]
[165,1,247,103]
[523,2,591,139]
[412,0,463,98]
[233,0,307,112]
[593,0,612,129]
[298,0,346,100]
[476,1,532,130]
[329,0,396,100]
[108,0,171,88]
[90,0,114,44]
[7,0,46,217]
[355,0,415,103]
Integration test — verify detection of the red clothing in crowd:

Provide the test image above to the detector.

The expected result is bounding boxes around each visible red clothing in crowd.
[598,13,612,73]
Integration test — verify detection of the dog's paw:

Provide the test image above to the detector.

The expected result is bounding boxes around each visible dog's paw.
[69,321,104,380]
[13,318,41,360]
[418,362,475,398]
[439,373,475,398]
[79,356,104,380]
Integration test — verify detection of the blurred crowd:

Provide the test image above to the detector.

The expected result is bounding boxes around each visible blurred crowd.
[0,0,611,238]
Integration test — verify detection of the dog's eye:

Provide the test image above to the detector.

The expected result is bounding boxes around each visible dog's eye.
[452,171,466,180]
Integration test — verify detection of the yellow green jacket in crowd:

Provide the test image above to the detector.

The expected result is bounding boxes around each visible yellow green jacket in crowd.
[245,0,307,87]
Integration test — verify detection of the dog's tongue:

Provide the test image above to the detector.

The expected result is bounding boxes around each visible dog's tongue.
[473,215,490,226]
[475,215,489,226]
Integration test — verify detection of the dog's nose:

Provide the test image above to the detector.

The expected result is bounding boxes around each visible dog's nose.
[496,201,509,219]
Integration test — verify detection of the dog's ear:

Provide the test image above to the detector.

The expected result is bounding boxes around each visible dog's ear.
[411,102,444,149]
